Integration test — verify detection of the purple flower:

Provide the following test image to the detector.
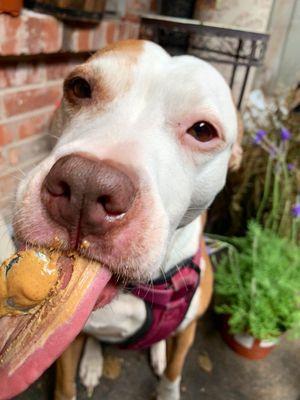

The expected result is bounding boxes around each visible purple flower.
[288,163,295,171]
[280,127,291,141]
[253,129,267,144]
[292,204,300,218]
[206,245,213,255]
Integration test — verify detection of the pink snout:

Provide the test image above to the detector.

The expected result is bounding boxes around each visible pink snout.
[41,154,137,245]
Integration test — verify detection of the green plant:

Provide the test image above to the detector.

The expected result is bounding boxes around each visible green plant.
[211,90,300,340]
[214,222,300,340]
[208,90,300,242]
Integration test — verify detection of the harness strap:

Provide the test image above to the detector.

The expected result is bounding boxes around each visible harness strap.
[120,250,201,350]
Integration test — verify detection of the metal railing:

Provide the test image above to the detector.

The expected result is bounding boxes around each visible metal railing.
[139,14,270,109]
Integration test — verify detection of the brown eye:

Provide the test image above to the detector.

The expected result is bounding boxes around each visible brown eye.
[65,77,91,99]
[187,121,218,142]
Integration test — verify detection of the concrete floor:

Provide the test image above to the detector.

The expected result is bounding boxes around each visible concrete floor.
[15,310,300,400]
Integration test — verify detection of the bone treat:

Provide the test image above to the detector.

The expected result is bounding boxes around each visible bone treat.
[0,249,60,317]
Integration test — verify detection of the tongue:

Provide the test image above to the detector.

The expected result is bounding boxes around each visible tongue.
[0,255,112,400]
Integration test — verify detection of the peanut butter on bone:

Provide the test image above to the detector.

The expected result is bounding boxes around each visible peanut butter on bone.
[0,255,104,379]
[0,249,60,317]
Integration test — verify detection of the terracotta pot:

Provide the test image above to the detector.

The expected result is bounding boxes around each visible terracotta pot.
[220,317,279,360]
[0,0,23,16]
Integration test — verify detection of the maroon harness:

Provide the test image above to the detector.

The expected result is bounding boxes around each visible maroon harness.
[120,248,202,350]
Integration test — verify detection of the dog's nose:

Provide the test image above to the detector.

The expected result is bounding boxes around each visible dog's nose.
[41,155,136,238]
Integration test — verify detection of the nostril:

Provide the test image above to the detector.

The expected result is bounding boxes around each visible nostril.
[97,195,110,206]
[97,195,121,216]
[47,180,71,199]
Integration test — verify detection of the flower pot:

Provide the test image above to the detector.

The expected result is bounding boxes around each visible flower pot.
[0,0,23,16]
[220,317,279,360]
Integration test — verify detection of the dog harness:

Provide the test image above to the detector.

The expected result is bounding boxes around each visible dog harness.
[120,247,202,350]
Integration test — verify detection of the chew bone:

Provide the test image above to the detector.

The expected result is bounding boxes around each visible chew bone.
[0,249,60,317]
[0,249,111,400]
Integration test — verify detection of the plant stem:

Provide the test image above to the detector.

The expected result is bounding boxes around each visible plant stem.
[272,170,281,231]
[257,156,273,223]
[291,219,299,244]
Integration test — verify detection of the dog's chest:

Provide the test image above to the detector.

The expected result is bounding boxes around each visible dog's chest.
[83,286,201,344]
[83,291,147,343]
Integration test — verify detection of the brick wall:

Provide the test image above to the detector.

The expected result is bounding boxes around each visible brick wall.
[0,0,150,218]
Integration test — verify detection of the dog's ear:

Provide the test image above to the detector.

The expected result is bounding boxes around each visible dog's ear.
[228,109,244,171]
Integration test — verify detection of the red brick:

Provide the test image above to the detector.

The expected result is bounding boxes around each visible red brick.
[6,134,51,166]
[0,14,22,55]
[8,148,19,166]
[106,20,118,44]
[63,24,93,52]
[128,22,140,38]
[118,21,139,40]
[0,69,8,88]
[77,29,91,51]
[118,21,130,40]
[0,195,13,216]
[0,11,62,56]
[123,14,141,23]
[45,60,77,80]
[0,150,5,169]
[63,19,120,52]
[0,63,45,89]
[91,21,108,50]
[19,111,53,139]
[0,170,21,197]
[26,12,62,54]
[0,124,16,147]
[3,84,62,118]
[0,58,86,89]
[0,110,54,146]
[126,0,151,14]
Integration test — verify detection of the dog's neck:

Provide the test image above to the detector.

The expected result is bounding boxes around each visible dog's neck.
[154,217,202,279]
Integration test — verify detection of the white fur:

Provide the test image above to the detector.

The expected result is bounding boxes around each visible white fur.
[83,292,147,342]
[79,337,103,395]
[157,375,181,400]
[150,340,167,376]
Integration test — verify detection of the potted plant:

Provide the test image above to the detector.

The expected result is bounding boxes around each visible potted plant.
[212,103,300,359]
[214,222,300,359]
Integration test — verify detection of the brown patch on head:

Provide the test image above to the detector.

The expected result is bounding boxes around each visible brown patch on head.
[62,40,145,113]
[63,65,113,109]
[88,39,145,65]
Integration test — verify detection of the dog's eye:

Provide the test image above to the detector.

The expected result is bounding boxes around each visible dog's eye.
[187,121,218,142]
[65,77,91,99]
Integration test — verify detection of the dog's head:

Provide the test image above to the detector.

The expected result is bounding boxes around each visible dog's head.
[0,41,241,397]
[14,40,238,282]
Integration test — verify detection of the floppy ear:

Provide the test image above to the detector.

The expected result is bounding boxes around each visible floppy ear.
[228,110,244,171]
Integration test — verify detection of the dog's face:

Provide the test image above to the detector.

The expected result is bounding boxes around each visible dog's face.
[13,40,238,282]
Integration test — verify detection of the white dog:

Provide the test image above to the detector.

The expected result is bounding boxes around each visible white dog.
[12,40,239,400]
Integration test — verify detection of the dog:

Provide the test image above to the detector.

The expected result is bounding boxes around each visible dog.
[13,40,241,400]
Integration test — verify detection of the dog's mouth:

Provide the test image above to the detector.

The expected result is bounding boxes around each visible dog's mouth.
[0,248,119,400]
